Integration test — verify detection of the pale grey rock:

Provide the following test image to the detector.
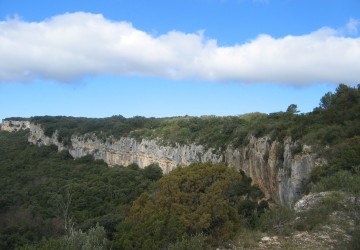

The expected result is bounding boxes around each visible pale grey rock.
[68,134,223,173]
[295,191,360,213]
[225,136,315,207]
[1,120,30,132]
[294,192,333,212]
[28,123,66,151]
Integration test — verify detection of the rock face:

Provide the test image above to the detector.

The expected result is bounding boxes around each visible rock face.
[69,135,223,174]
[1,120,30,132]
[225,136,315,207]
[9,120,317,207]
[28,123,67,151]
[28,123,223,174]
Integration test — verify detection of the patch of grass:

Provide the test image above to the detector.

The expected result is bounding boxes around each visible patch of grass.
[348,227,360,250]
[256,207,296,236]
[235,229,262,249]
[294,193,342,231]
[167,234,208,250]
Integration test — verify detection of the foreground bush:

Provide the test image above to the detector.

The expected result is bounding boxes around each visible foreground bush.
[114,162,266,249]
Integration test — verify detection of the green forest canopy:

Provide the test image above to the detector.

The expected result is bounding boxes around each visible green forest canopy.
[10,84,357,150]
[0,131,162,249]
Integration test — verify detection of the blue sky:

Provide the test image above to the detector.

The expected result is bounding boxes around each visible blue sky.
[0,0,359,120]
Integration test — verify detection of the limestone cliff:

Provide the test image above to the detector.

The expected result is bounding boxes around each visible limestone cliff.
[28,123,223,173]
[7,120,317,207]
[225,136,316,206]
[1,120,30,132]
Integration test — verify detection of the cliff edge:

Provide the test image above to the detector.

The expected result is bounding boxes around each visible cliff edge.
[11,120,318,207]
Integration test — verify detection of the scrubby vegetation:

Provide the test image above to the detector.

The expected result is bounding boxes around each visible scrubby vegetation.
[0,131,162,249]
[0,131,268,249]
[30,84,360,150]
[114,163,267,249]
[1,84,360,249]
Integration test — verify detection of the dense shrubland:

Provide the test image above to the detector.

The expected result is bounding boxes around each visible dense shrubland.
[0,132,267,249]
[26,85,360,150]
[1,84,360,249]
[114,163,267,249]
[0,131,162,249]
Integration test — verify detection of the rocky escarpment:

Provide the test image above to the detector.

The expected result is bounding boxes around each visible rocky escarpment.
[69,136,223,173]
[226,136,317,207]
[28,123,223,174]
[6,120,318,207]
[1,120,30,132]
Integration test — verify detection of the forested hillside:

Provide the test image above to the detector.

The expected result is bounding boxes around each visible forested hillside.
[0,131,266,249]
[1,84,360,249]
[12,84,357,152]
[0,131,162,249]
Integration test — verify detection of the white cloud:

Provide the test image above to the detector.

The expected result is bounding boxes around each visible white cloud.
[346,18,359,35]
[0,12,359,85]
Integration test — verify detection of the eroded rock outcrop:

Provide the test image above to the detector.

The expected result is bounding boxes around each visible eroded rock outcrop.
[225,136,315,206]
[28,123,67,151]
[1,120,30,132]
[6,120,318,207]
[28,123,223,174]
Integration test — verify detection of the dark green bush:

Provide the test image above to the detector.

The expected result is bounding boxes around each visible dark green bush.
[0,131,162,249]
[167,234,208,250]
[114,163,266,248]
[256,206,295,236]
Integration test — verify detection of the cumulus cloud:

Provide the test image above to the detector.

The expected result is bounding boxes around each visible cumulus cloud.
[346,18,359,35]
[0,12,359,85]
